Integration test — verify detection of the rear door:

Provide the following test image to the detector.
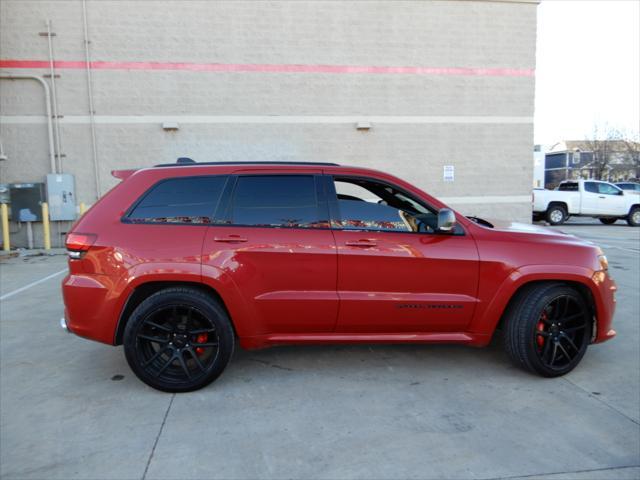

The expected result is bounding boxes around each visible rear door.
[202,173,338,334]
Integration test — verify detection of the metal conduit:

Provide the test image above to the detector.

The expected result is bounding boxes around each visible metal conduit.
[0,74,57,174]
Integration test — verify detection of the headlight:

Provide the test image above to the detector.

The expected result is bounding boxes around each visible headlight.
[592,254,609,284]
[598,255,608,271]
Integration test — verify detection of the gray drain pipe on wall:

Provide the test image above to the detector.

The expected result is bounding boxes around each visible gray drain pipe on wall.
[0,74,57,174]
[45,19,64,174]
[82,0,101,199]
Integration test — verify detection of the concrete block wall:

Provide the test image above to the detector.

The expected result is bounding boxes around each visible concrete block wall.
[0,0,538,248]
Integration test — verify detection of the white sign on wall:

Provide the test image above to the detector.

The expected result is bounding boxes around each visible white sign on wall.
[443,165,455,182]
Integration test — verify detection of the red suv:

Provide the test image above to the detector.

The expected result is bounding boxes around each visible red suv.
[62,161,617,392]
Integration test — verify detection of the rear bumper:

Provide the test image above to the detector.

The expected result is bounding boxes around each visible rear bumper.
[62,273,123,345]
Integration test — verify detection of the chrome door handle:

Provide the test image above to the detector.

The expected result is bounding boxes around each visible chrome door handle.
[598,196,605,199]
[345,240,377,247]
[214,235,248,243]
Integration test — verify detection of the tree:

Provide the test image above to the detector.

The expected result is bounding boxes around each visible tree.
[582,124,622,180]
[621,133,640,180]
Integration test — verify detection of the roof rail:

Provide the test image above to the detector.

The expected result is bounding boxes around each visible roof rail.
[154,160,340,167]
[176,157,196,164]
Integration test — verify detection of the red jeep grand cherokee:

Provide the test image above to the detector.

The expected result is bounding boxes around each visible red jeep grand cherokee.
[62,161,617,392]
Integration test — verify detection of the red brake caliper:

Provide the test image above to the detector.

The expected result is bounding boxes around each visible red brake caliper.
[536,312,547,348]
[195,333,208,356]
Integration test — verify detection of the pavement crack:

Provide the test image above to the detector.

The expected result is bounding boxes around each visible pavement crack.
[271,364,294,371]
[142,393,175,480]
[483,464,640,480]
[561,376,640,426]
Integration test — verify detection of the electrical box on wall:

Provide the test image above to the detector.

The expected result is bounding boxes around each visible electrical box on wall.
[9,183,45,222]
[46,174,76,221]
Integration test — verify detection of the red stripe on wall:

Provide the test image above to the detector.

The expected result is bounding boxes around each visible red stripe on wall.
[0,59,534,77]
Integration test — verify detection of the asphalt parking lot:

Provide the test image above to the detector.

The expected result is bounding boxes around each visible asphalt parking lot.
[1,220,639,480]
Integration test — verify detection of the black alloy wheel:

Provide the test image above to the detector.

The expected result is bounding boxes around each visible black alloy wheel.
[124,287,234,392]
[532,294,589,372]
[504,283,591,377]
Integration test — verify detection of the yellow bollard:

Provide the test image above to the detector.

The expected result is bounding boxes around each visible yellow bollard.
[1,203,9,252]
[42,202,51,250]
[79,202,87,216]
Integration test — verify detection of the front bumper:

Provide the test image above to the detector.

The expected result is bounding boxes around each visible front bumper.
[591,271,617,344]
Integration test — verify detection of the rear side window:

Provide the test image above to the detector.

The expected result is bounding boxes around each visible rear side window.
[126,176,227,224]
[228,175,325,228]
[558,182,579,191]
[584,182,598,193]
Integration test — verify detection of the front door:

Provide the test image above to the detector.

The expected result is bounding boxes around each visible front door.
[202,173,338,334]
[595,182,627,215]
[581,181,602,214]
[326,175,480,333]
[582,181,626,215]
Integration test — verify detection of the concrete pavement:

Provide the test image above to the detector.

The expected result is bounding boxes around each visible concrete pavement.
[1,223,638,479]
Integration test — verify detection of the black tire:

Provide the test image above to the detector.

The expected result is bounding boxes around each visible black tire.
[627,206,640,227]
[599,217,618,225]
[546,205,567,225]
[123,287,234,392]
[503,283,591,377]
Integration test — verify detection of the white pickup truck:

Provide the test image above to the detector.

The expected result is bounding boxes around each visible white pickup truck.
[532,179,640,226]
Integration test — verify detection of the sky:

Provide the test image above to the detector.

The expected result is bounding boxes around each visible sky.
[534,0,640,146]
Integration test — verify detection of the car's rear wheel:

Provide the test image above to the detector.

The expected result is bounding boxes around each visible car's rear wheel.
[599,217,617,225]
[123,287,234,392]
[627,206,640,227]
[546,205,567,225]
[503,283,591,377]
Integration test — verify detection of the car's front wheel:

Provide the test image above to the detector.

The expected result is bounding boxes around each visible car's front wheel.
[123,287,234,392]
[503,283,591,377]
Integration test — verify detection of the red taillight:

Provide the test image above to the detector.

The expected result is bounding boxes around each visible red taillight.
[66,233,97,252]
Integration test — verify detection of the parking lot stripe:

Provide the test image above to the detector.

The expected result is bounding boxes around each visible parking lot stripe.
[0,268,67,301]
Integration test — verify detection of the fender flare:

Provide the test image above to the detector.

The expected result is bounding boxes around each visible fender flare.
[470,264,598,337]
[112,263,252,344]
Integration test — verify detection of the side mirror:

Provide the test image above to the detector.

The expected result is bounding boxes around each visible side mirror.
[437,208,457,232]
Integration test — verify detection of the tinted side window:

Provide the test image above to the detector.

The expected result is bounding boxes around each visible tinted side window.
[558,182,579,191]
[584,182,598,193]
[127,176,227,224]
[598,183,621,195]
[229,175,324,228]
